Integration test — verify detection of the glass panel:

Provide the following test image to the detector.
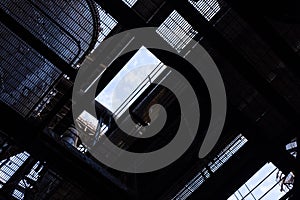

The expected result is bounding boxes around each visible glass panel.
[261,182,287,200]
[238,185,250,197]
[244,196,255,200]
[228,162,290,200]
[244,163,275,191]
[95,46,165,116]
[251,168,277,199]
[76,110,98,132]
[228,195,238,200]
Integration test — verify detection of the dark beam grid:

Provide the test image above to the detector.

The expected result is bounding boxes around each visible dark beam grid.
[67,1,300,199]
[0,8,77,80]
[0,102,132,200]
[223,0,300,79]
[0,0,298,199]
[173,0,300,128]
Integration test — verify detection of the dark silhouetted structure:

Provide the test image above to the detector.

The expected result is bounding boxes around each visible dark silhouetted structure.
[0,0,299,199]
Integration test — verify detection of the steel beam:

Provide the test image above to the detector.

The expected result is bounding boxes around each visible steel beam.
[0,9,77,80]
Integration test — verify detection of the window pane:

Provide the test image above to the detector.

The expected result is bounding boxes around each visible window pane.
[173,134,247,200]
[228,163,290,200]
[96,46,165,116]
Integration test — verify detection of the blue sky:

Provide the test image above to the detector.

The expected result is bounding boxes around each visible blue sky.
[95,46,163,116]
[228,162,290,200]
[78,46,163,130]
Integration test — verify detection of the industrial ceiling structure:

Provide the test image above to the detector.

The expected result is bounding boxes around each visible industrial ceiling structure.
[0,0,299,199]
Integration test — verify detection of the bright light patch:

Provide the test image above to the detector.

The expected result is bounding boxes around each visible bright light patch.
[228,162,291,200]
[95,46,166,117]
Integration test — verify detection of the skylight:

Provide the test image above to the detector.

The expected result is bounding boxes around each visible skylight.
[76,110,98,133]
[228,162,292,200]
[95,46,166,117]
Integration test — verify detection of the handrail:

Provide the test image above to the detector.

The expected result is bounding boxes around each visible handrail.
[166,134,247,200]
[113,62,166,118]
[93,62,168,138]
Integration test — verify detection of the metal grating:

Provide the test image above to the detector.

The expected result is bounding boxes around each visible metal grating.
[214,10,282,78]
[12,161,44,200]
[92,4,118,52]
[0,145,45,200]
[172,134,247,200]
[156,10,198,53]
[172,168,210,200]
[214,9,300,114]
[0,152,30,188]
[122,0,138,8]
[12,189,24,200]
[208,134,248,172]
[188,0,220,21]
[0,22,61,117]
[286,138,297,158]
[0,0,100,66]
